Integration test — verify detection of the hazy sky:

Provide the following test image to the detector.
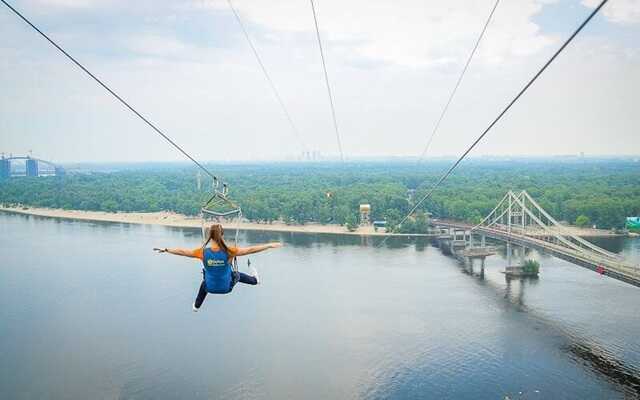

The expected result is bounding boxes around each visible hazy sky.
[1,0,639,162]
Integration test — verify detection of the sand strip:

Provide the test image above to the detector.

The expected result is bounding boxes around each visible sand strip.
[0,206,424,237]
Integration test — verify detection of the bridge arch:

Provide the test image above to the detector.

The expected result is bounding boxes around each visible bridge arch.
[431,190,640,288]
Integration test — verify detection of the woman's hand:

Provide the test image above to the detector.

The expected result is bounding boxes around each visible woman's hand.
[233,242,283,257]
[153,248,199,258]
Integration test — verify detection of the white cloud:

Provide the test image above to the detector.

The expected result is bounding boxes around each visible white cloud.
[125,34,191,59]
[197,0,558,68]
[582,0,640,24]
[27,0,113,8]
[1,0,638,162]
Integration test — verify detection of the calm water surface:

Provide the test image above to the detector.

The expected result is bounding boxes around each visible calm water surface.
[1,212,639,399]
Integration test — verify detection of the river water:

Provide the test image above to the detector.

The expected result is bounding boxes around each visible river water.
[1,212,639,399]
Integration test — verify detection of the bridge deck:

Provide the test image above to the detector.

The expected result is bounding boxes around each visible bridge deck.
[432,221,640,288]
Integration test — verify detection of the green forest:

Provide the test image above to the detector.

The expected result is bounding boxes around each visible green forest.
[1,159,638,233]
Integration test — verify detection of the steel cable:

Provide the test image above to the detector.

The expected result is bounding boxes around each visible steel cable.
[1,0,222,182]
[310,0,345,162]
[380,0,609,246]
[418,0,501,162]
[227,0,308,152]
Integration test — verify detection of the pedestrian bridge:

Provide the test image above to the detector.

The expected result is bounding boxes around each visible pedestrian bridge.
[431,190,640,288]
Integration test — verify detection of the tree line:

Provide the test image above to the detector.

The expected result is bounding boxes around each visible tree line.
[1,159,638,232]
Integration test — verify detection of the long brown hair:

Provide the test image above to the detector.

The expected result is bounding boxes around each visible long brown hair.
[203,223,230,255]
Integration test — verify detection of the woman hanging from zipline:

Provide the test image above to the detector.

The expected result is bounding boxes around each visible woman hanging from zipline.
[154,223,282,311]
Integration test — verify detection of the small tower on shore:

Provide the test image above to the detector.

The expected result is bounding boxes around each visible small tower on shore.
[359,204,371,225]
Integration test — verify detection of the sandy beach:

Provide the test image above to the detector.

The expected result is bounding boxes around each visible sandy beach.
[0,206,402,236]
[1,206,623,238]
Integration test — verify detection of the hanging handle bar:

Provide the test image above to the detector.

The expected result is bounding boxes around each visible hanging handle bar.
[201,208,242,218]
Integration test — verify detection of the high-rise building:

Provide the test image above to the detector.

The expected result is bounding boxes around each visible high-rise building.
[0,157,10,179]
[26,158,39,177]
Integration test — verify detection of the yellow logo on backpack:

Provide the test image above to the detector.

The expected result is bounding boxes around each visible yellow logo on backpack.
[206,258,225,267]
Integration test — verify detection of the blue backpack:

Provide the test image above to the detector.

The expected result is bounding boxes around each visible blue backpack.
[202,247,235,294]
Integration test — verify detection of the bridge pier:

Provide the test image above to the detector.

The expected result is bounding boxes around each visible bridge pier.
[461,247,496,277]
[465,256,486,276]
[438,237,452,255]
[505,241,525,263]
[435,225,497,276]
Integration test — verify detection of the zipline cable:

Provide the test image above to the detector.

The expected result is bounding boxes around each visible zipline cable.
[380,0,608,246]
[310,0,345,162]
[418,0,501,162]
[0,0,221,182]
[227,0,308,152]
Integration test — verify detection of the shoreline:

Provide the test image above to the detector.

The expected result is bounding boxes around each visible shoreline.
[0,206,625,238]
[0,206,427,237]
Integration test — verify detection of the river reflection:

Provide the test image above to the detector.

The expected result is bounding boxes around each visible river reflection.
[1,212,639,400]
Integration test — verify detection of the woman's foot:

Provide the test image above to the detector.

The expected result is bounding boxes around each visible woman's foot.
[250,266,260,285]
[192,302,199,312]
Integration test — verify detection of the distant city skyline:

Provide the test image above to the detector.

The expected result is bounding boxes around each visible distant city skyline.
[3,152,638,167]
[1,0,639,163]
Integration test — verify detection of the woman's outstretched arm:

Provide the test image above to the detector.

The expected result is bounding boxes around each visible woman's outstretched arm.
[233,242,282,257]
[153,247,201,258]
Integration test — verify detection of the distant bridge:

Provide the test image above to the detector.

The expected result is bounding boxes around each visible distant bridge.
[0,154,64,178]
[430,190,640,288]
